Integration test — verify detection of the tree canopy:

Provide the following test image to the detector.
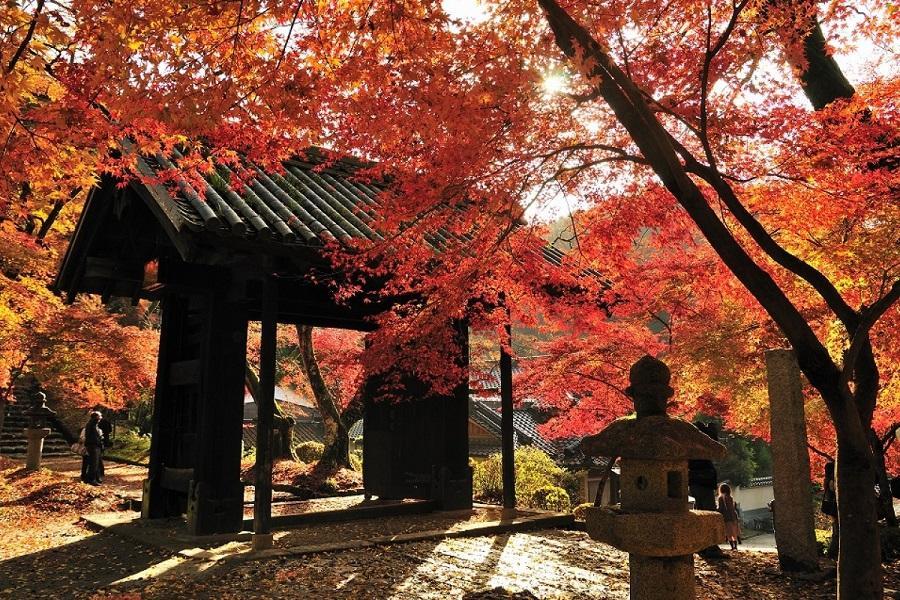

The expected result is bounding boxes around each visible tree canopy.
[1,1,897,593]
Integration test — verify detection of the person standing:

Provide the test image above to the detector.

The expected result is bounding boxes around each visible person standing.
[96,410,112,483]
[718,483,740,550]
[690,421,724,558]
[81,411,103,485]
[822,461,838,559]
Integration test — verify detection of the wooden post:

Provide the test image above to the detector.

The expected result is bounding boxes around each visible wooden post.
[253,274,277,550]
[500,310,515,510]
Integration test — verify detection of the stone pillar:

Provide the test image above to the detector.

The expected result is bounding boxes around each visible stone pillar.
[24,427,51,471]
[630,555,694,599]
[765,348,818,572]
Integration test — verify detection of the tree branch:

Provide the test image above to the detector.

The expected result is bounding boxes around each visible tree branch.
[684,159,860,329]
[808,442,834,462]
[6,0,45,75]
[880,423,900,454]
[536,0,842,402]
[840,281,900,391]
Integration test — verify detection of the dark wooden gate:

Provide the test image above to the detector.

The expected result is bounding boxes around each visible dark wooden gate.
[363,322,472,510]
[142,263,247,534]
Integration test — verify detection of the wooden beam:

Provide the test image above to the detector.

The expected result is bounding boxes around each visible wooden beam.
[253,273,277,549]
[499,300,515,510]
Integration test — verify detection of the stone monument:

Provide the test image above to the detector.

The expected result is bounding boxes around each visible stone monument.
[24,392,56,471]
[580,356,726,600]
[765,348,818,572]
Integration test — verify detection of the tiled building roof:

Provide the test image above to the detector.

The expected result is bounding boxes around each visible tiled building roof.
[468,398,561,458]
[138,147,385,247]
[745,476,774,488]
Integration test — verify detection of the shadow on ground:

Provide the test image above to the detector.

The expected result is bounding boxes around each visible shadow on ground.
[0,531,177,599]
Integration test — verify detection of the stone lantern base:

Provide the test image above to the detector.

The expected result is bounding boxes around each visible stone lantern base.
[583,506,724,557]
[584,506,725,600]
[24,427,52,471]
[630,554,694,599]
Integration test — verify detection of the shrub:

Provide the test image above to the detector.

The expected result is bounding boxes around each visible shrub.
[129,390,154,436]
[106,427,150,463]
[573,503,594,521]
[472,446,576,510]
[295,441,324,463]
[349,450,363,472]
[472,455,504,502]
[558,470,584,505]
[815,529,832,556]
[530,485,571,512]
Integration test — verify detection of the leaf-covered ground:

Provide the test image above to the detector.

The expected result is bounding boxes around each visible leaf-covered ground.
[5,455,900,600]
[0,456,125,561]
[241,458,362,498]
[85,529,900,600]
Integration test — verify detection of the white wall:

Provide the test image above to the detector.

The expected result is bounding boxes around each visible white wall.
[733,484,774,513]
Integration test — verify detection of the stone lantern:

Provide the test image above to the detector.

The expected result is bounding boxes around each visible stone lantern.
[581,356,726,600]
[24,392,56,471]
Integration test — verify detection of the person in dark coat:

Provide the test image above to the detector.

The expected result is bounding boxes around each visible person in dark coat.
[822,461,838,559]
[81,411,103,485]
[96,410,112,483]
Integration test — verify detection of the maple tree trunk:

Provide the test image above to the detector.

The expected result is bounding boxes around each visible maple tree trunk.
[832,397,882,600]
[35,199,64,241]
[296,325,351,470]
[245,363,298,461]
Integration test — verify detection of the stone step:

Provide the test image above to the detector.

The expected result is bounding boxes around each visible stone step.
[1,429,66,437]
[2,422,30,430]
[0,449,72,457]
[1,439,71,448]
[1,432,67,440]
[0,438,70,448]
[0,445,72,452]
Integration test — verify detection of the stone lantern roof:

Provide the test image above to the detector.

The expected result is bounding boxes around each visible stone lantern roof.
[580,355,726,461]
[581,415,726,461]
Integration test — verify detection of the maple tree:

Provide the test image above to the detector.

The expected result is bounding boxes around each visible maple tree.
[0,218,157,432]
[285,326,365,469]
[245,323,364,467]
[1,0,897,596]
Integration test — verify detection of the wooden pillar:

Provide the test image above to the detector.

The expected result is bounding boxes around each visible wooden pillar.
[142,293,188,520]
[500,319,516,510]
[253,275,277,550]
[187,296,247,535]
[361,319,471,509]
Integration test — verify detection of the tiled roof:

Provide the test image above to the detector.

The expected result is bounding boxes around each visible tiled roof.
[242,421,258,448]
[745,476,774,488]
[468,398,559,458]
[348,419,364,440]
[468,399,606,468]
[243,385,317,421]
[293,421,325,445]
[470,363,502,394]
[138,147,385,247]
[242,419,326,449]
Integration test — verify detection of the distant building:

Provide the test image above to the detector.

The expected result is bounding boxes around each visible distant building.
[731,476,775,530]
[242,386,323,449]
